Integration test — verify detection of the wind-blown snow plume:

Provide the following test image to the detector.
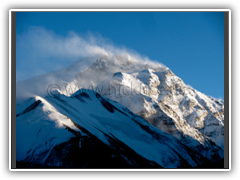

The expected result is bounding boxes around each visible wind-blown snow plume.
[16,27,167,104]
[17,26,165,82]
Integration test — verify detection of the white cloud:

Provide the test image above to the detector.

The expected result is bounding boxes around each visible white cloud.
[17,26,165,81]
[17,27,108,58]
[16,26,168,103]
[17,26,160,62]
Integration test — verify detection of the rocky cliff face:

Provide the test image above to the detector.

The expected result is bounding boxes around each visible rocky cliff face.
[69,55,224,162]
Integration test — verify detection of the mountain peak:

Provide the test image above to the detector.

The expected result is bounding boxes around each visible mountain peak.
[16,54,224,168]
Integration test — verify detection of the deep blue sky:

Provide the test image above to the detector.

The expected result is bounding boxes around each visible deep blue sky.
[16,12,224,99]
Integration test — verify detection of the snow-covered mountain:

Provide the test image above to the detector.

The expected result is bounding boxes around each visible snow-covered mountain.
[17,89,213,168]
[16,54,224,168]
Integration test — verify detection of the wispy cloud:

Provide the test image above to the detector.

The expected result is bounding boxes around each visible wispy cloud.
[16,26,167,103]
[17,26,165,82]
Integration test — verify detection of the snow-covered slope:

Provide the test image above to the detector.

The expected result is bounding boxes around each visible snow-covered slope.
[16,89,211,168]
[16,54,224,167]
[97,68,224,162]
[70,55,224,150]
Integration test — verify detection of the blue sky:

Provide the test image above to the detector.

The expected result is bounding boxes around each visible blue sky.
[16,11,224,99]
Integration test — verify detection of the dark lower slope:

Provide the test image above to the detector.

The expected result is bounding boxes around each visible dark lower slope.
[17,116,162,168]
[44,123,162,168]
[194,158,224,169]
[16,89,216,168]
